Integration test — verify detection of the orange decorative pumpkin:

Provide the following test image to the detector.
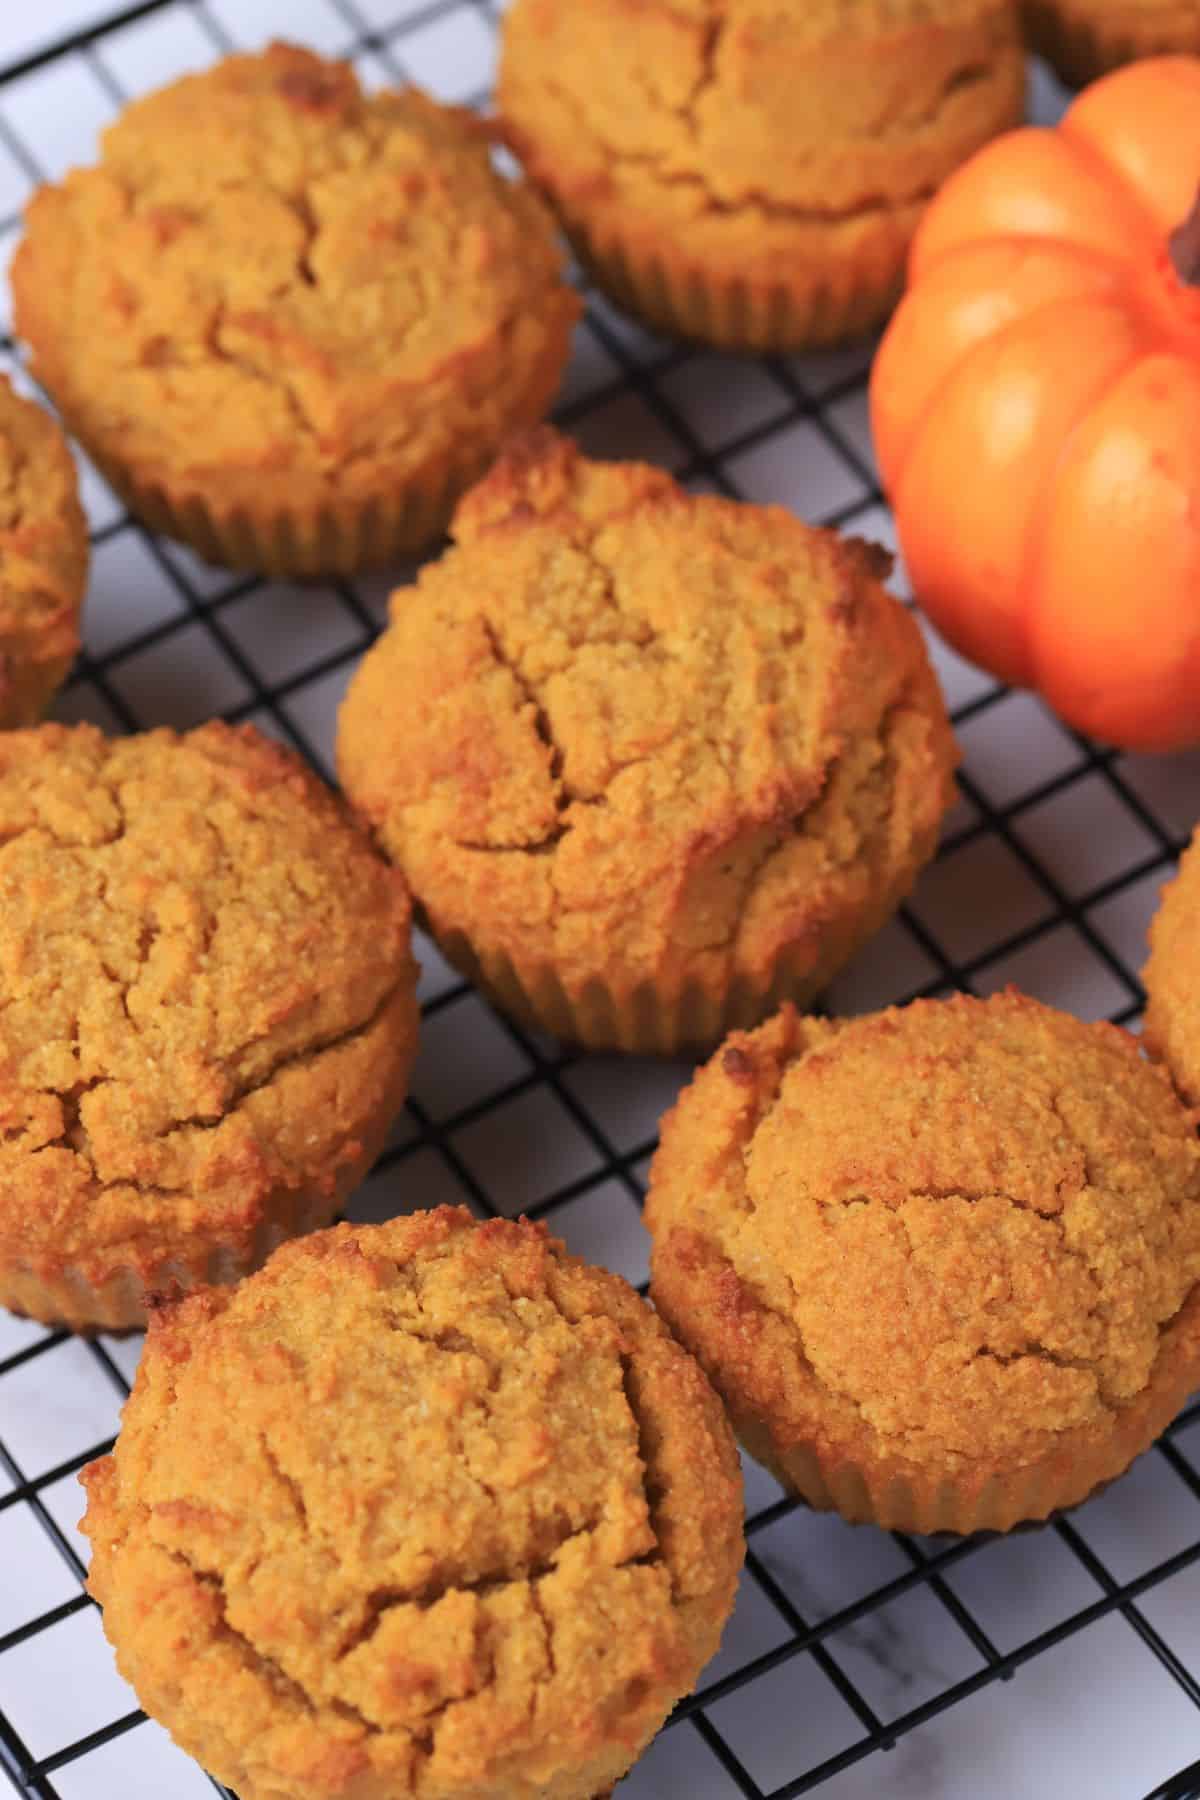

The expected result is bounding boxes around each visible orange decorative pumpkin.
[870,57,1200,752]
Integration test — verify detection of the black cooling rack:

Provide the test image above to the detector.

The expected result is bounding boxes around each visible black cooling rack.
[0,4,1198,1797]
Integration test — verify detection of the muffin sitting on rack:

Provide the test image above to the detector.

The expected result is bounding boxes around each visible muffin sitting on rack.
[82,1209,744,1800]
[0,374,88,727]
[337,429,958,1055]
[13,42,579,579]
[0,722,419,1331]
[646,992,1200,1534]
[498,0,1025,351]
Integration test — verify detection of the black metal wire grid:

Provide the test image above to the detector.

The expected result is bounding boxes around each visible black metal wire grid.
[0,4,1198,1797]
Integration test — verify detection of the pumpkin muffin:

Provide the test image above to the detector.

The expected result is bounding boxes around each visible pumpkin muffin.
[498,0,1025,352]
[12,43,579,579]
[1022,1,1200,84]
[645,992,1200,1534]
[0,721,419,1332]
[1143,830,1200,1106]
[81,1208,744,1800]
[0,374,88,727]
[336,430,957,1055]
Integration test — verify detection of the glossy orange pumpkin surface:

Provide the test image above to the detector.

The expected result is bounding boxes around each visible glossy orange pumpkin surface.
[870,58,1200,751]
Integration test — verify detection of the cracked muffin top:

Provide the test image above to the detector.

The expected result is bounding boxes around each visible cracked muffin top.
[498,0,1023,278]
[12,42,578,522]
[81,1209,744,1800]
[647,993,1200,1474]
[0,722,417,1278]
[0,374,89,727]
[336,430,957,1021]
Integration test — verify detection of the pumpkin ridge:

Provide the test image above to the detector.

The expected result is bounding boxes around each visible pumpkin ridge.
[1058,115,1164,257]
[910,231,1127,285]
[893,293,1143,687]
[1028,352,1200,751]
[873,237,1127,486]
[1020,341,1149,694]
[892,273,1136,489]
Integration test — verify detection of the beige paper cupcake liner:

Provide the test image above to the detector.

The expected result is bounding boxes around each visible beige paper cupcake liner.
[0,649,77,730]
[81,437,494,582]
[0,1075,413,1334]
[427,829,936,1055]
[0,968,420,1334]
[434,926,852,1056]
[0,1188,346,1335]
[732,1295,1200,1536]
[564,213,904,355]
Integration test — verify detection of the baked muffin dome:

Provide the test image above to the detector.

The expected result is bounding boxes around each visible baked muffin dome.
[498,0,1024,351]
[337,430,957,1054]
[646,992,1200,1534]
[0,722,419,1331]
[1022,0,1200,84]
[0,374,88,727]
[13,43,579,578]
[1143,829,1200,1105]
[81,1208,744,1800]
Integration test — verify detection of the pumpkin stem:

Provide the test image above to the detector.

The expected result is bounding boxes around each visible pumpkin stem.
[1169,186,1200,288]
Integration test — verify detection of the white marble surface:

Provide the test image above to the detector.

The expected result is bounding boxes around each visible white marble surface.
[0,7,1198,1800]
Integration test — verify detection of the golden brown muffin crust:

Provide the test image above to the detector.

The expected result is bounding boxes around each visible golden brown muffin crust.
[647,994,1200,1482]
[13,43,578,526]
[499,0,1024,280]
[1144,832,1200,1108]
[82,1209,744,1800]
[0,722,418,1320]
[337,430,956,1026]
[0,376,88,727]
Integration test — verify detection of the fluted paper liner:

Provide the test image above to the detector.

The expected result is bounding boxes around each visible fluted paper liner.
[435,926,867,1057]
[732,1289,1200,1536]
[0,1100,404,1333]
[565,211,905,355]
[82,436,490,581]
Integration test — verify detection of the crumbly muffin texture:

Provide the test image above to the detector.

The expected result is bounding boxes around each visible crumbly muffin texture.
[499,0,1024,345]
[0,722,418,1329]
[647,994,1200,1523]
[0,375,88,727]
[13,43,578,544]
[1144,831,1200,1108]
[82,1209,744,1800]
[337,431,956,1048]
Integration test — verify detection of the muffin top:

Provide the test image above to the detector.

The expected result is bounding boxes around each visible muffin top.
[13,43,578,515]
[82,1209,744,1800]
[337,429,955,998]
[0,374,87,679]
[1144,831,1200,1106]
[499,0,1023,268]
[647,993,1200,1470]
[0,722,416,1272]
